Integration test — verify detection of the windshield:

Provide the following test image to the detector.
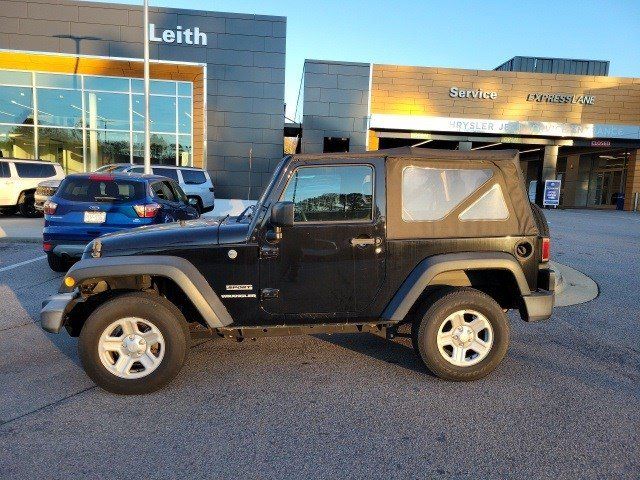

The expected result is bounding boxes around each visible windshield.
[248,157,288,230]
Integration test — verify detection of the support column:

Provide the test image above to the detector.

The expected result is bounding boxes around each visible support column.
[535,145,558,206]
[561,154,580,207]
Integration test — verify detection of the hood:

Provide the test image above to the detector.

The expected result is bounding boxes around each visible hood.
[90,216,252,257]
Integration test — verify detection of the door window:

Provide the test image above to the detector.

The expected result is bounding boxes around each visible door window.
[152,167,179,181]
[151,181,176,202]
[281,165,373,222]
[168,181,188,203]
[180,169,207,185]
[0,162,10,178]
[15,162,57,178]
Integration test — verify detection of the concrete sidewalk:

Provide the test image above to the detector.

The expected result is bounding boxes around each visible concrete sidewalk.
[0,216,43,242]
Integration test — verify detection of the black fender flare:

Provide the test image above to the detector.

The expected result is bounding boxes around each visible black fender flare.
[60,255,233,328]
[381,252,531,322]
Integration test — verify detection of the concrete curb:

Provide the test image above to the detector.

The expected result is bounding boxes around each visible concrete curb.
[550,261,599,307]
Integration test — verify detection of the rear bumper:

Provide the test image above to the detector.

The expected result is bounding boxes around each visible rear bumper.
[40,291,79,333]
[34,193,49,210]
[521,268,555,322]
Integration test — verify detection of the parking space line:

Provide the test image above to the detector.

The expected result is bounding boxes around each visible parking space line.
[0,255,47,273]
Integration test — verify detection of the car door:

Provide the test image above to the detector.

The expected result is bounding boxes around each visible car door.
[0,161,13,205]
[150,180,181,222]
[259,161,386,319]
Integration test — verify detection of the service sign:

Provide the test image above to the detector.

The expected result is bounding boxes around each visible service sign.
[543,180,561,207]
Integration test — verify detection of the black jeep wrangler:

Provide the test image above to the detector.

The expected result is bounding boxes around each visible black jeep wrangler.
[41,147,554,394]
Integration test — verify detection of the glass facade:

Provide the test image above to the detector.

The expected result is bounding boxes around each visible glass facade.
[583,150,629,207]
[0,70,193,172]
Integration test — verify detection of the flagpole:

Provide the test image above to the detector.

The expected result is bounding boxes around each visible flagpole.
[143,0,151,174]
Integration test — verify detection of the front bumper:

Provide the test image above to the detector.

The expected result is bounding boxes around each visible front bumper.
[40,291,79,333]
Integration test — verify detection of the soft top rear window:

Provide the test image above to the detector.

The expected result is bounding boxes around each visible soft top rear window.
[57,177,147,203]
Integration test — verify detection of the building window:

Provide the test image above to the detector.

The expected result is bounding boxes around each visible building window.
[38,128,83,173]
[323,137,350,153]
[0,86,34,125]
[0,124,35,159]
[87,130,131,170]
[0,69,194,173]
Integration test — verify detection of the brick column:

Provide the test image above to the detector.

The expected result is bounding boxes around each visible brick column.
[624,149,639,211]
[535,145,559,205]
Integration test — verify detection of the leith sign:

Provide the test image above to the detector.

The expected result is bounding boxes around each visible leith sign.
[148,24,208,46]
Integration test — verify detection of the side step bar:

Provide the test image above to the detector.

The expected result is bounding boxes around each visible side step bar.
[190,322,398,341]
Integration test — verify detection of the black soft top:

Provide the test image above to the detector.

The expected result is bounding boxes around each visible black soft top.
[289,147,538,239]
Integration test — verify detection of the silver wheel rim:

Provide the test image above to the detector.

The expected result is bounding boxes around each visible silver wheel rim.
[98,317,165,379]
[436,309,493,367]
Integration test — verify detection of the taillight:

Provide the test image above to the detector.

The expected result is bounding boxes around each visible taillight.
[541,237,550,262]
[43,241,53,252]
[43,201,57,215]
[89,174,114,182]
[134,203,161,218]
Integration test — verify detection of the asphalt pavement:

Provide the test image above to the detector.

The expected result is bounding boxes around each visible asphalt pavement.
[0,209,638,479]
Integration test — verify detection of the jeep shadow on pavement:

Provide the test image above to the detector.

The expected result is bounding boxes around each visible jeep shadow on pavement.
[41,147,555,394]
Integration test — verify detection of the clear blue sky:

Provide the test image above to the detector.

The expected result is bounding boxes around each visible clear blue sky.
[92,0,640,118]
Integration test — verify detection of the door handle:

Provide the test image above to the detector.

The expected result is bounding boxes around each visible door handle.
[350,237,381,247]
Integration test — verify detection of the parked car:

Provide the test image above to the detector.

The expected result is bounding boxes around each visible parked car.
[96,164,214,213]
[0,159,65,217]
[35,179,63,212]
[42,172,199,272]
[41,147,554,394]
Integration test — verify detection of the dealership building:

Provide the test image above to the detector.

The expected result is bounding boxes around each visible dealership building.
[298,58,640,210]
[0,1,639,210]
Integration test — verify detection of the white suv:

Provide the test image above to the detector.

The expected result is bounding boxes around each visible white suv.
[0,159,65,217]
[96,164,215,213]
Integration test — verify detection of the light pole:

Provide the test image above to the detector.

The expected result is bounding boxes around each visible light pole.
[143,0,151,174]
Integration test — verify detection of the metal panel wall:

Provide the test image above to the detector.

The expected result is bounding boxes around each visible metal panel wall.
[0,0,286,199]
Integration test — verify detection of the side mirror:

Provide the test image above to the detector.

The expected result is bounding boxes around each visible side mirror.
[270,201,294,227]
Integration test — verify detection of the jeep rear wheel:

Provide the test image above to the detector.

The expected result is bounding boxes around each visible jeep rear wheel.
[412,288,509,381]
[78,292,189,394]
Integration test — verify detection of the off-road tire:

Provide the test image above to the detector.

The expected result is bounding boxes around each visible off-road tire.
[412,287,510,381]
[47,252,70,272]
[530,202,550,237]
[79,292,190,395]
[18,192,40,217]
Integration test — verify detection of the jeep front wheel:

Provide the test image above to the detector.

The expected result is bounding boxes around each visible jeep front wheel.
[412,288,509,381]
[78,292,189,394]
